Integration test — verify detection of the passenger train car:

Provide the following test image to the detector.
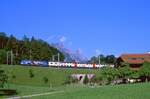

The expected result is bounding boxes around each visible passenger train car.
[48,62,105,69]
[20,60,109,69]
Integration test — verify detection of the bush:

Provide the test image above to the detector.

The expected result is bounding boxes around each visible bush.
[83,75,89,84]
[63,75,78,85]
[0,68,8,88]
[91,76,103,85]
[43,77,49,84]
[139,62,150,82]
[12,74,16,79]
[29,69,34,78]
[100,66,120,85]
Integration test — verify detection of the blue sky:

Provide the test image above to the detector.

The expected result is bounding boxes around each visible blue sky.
[0,0,150,58]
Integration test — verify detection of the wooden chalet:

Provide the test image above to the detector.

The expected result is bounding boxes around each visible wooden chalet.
[116,53,150,70]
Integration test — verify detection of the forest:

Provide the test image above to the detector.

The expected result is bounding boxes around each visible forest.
[0,32,64,64]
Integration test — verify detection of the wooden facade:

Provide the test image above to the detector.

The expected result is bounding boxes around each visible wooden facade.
[116,53,150,70]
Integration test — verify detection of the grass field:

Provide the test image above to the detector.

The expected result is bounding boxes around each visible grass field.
[35,83,150,99]
[1,65,150,99]
[1,83,54,98]
[7,83,54,95]
[3,83,150,99]
[0,65,101,87]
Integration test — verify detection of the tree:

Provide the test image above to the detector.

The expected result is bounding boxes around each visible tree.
[0,68,8,88]
[90,54,116,65]
[0,32,8,49]
[83,75,89,84]
[118,63,132,83]
[5,35,19,64]
[0,49,7,64]
[5,35,17,51]
[130,71,140,79]
[99,54,106,64]
[105,55,116,64]
[0,33,65,64]
[139,62,150,82]
[90,56,98,64]
[101,66,119,84]
[21,35,31,60]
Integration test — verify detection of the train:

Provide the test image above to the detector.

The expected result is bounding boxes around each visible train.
[20,60,110,69]
[20,60,48,67]
[48,61,105,69]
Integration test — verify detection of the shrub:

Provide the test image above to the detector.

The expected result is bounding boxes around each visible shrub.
[43,77,49,84]
[83,75,89,84]
[12,74,16,79]
[0,68,8,88]
[29,69,34,78]
[91,76,103,85]
[64,75,78,85]
[139,62,150,82]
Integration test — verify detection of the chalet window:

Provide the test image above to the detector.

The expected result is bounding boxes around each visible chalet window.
[128,58,144,60]
[136,58,144,60]
[128,58,137,60]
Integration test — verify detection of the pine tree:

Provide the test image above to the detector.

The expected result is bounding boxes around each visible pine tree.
[83,75,89,84]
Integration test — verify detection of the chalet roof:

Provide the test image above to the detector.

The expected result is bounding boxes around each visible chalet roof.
[119,53,150,64]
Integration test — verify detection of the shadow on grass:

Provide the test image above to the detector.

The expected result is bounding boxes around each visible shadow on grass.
[0,89,17,96]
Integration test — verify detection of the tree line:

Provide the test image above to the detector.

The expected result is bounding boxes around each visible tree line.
[0,32,64,64]
[90,54,116,64]
[95,62,150,85]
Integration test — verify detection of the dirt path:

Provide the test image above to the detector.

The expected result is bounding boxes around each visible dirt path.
[6,91,64,99]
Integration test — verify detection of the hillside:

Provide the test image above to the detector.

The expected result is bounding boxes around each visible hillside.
[3,81,150,99]
[0,32,64,64]
[1,65,150,99]
[32,83,150,99]
[0,65,100,87]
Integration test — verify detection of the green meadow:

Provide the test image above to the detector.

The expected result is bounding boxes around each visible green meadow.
[0,65,100,87]
[1,65,150,99]
[32,83,150,99]
[2,83,150,99]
